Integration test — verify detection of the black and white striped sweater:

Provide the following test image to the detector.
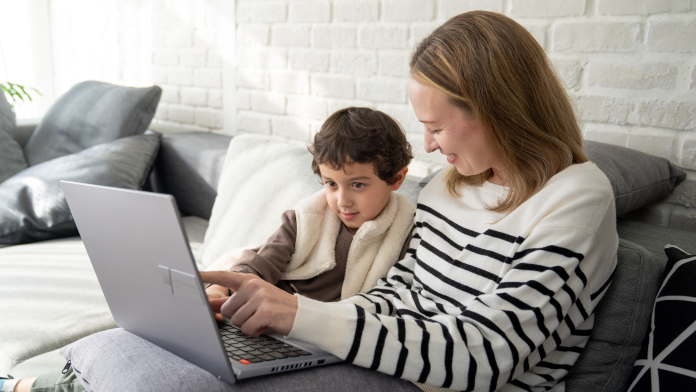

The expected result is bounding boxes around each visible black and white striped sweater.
[288,162,618,392]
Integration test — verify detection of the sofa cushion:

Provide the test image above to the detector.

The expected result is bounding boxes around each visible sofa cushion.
[0,217,208,374]
[201,134,322,267]
[565,239,665,392]
[0,237,114,373]
[626,245,696,391]
[23,80,162,165]
[0,133,160,245]
[0,91,26,183]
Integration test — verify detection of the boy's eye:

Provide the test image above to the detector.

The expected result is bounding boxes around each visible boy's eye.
[352,182,366,189]
[430,129,442,134]
[324,180,337,188]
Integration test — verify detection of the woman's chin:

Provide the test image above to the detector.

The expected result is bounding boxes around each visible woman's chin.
[453,165,487,177]
[452,165,474,176]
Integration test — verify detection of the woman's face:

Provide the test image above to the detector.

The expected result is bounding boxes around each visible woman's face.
[407,77,507,185]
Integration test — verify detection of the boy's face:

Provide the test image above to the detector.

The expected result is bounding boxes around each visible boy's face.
[318,162,406,230]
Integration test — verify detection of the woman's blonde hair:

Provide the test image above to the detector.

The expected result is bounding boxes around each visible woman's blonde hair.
[410,11,587,212]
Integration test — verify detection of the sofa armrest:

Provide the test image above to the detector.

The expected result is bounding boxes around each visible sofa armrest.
[622,179,696,232]
[9,118,40,147]
[149,131,232,219]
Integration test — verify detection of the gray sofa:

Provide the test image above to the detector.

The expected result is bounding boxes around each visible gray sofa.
[3,125,695,391]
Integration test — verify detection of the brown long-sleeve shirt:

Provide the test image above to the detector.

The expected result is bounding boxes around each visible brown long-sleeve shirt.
[230,210,354,302]
[231,210,411,302]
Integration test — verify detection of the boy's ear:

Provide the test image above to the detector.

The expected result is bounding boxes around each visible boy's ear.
[390,167,409,190]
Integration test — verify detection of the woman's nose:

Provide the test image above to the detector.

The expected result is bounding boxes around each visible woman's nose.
[424,132,438,153]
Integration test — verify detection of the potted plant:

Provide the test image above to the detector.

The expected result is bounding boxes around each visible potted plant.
[0,81,41,105]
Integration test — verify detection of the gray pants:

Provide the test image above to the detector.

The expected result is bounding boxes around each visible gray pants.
[222,364,420,392]
[33,362,420,392]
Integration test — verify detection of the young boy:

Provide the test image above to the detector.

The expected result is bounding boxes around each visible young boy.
[206,106,415,302]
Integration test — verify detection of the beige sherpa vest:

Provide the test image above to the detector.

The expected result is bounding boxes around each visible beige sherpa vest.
[283,189,415,299]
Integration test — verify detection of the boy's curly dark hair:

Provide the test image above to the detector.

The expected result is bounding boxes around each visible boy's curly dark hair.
[309,107,413,185]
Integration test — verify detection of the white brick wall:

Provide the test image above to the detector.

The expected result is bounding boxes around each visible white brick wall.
[586,62,678,90]
[228,0,696,176]
[333,0,379,22]
[289,1,331,23]
[142,0,696,177]
[553,22,641,52]
[509,0,586,18]
[149,1,224,132]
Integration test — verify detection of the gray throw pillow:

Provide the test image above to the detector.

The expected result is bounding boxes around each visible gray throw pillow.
[0,133,160,245]
[61,328,232,392]
[0,91,27,183]
[23,80,162,165]
[565,239,666,392]
[417,141,686,218]
[584,140,685,217]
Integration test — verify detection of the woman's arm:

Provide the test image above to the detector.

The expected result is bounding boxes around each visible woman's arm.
[288,205,617,390]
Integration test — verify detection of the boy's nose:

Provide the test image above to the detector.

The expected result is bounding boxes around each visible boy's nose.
[337,191,353,208]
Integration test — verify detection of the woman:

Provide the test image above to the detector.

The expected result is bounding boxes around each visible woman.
[201,10,618,392]
[15,10,617,392]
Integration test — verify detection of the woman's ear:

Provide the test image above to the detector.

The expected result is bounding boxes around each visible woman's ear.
[390,167,409,190]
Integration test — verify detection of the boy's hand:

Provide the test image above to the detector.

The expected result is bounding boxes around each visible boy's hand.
[200,271,297,337]
[208,297,228,322]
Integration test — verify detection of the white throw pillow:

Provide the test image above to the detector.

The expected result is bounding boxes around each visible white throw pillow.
[201,134,322,268]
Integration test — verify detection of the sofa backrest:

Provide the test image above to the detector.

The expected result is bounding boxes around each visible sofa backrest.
[156,131,684,392]
[565,239,665,391]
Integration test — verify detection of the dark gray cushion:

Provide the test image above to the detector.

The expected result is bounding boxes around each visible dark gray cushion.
[585,140,685,217]
[0,133,160,244]
[566,239,666,392]
[0,91,26,183]
[23,80,161,165]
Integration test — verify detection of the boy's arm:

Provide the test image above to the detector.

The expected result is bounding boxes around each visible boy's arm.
[228,210,298,284]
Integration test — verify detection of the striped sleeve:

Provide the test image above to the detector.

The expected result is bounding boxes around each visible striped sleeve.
[288,218,616,391]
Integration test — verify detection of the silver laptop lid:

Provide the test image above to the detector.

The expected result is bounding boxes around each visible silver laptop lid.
[61,181,236,384]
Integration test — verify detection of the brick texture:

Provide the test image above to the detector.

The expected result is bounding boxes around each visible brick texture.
[147,0,696,177]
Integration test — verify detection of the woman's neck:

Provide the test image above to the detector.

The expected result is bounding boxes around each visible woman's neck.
[488,167,508,186]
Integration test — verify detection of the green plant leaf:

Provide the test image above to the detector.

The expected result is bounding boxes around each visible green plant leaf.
[0,81,41,103]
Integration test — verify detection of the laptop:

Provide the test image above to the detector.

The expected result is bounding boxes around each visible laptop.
[60,181,341,384]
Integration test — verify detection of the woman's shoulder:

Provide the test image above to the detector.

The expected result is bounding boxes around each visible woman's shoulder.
[543,161,613,201]
[517,161,615,230]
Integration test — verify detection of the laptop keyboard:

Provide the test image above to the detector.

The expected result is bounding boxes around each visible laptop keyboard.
[219,321,312,364]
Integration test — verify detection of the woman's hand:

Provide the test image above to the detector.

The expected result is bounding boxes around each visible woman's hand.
[200,271,298,337]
